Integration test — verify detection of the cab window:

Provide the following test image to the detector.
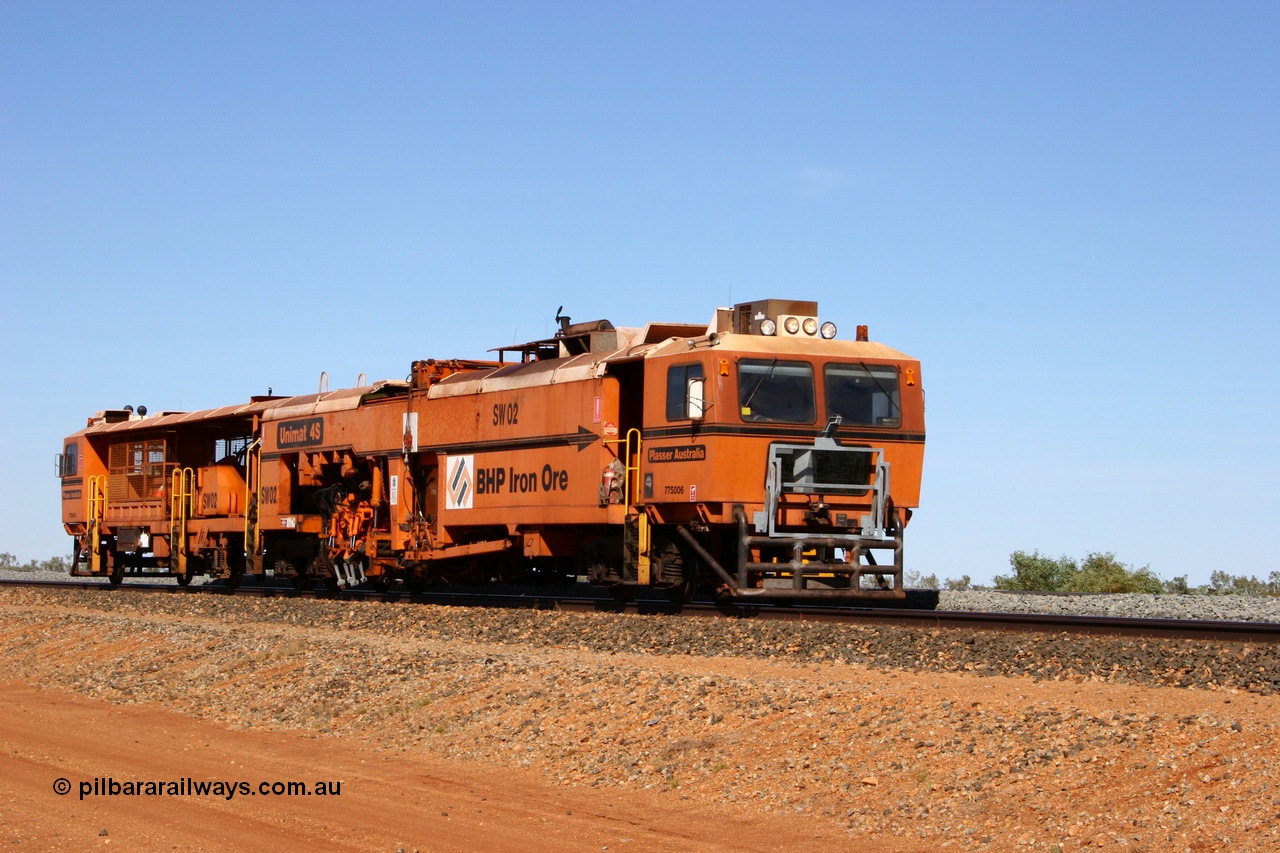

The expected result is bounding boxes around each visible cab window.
[666,363,705,421]
[825,363,901,427]
[738,360,815,424]
[62,443,78,477]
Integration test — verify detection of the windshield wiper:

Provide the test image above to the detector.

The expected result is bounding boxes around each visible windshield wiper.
[741,358,778,412]
[858,362,901,417]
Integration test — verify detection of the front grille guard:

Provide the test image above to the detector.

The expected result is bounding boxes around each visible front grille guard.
[756,439,890,540]
[678,438,904,600]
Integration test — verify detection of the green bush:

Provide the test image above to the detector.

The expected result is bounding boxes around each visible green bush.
[993,550,1079,592]
[1207,570,1280,596]
[994,552,1278,596]
[905,572,975,590]
[0,552,72,573]
[994,550,1161,593]
[1074,552,1163,594]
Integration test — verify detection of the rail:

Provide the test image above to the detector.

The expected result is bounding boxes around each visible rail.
[3,577,1279,643]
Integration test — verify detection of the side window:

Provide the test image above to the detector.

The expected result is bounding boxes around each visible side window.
[63,443,78,477]
[665,363,705,421]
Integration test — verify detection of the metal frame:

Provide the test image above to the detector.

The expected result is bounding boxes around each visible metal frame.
[756,437,890,540]
[677,436,905,600]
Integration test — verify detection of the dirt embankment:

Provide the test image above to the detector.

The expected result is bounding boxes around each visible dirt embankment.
[3,587,1278,852]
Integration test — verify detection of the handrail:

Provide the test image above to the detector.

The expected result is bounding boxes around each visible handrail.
[87,475,107,573]
[243,438,262,568]
[603,428,643,506]
[170,467,193,578]
[602,428,649,584]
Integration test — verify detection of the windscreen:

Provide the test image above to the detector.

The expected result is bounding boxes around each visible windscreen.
[825,363,901,427]
[738,360,815,424]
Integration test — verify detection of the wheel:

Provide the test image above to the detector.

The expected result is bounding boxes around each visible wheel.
[664,580,695,605]
[176,572,193,587]
[292,574,314,592]
[107,553,124,588]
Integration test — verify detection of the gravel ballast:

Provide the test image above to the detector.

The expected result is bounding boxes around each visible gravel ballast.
[938,589,1280,623]
[6,569,1280,622]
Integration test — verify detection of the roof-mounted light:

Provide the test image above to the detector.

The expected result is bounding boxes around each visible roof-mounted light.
[820,321,837,339]
[783,316,800,335]
[802,317,818,336]
[759,318,777,336]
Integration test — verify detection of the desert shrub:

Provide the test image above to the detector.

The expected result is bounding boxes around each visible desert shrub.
[1207,570,1280,596]
[1074,552,1163,594]
[995,550,1162,593]
[993,551,1079,591]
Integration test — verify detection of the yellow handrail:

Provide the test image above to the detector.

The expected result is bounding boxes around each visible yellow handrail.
[88,475,107,573]
[170,467,193,577]
[603,428,643,506]
[603,428,650,584]
[243,439,262,570]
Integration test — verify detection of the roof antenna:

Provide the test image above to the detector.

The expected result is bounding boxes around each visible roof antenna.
[555,305,571,336]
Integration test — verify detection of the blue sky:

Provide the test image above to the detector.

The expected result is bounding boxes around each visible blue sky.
[2,1,1276,585]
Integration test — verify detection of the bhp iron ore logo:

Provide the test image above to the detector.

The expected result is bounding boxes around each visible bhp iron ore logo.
[446,455,474,510]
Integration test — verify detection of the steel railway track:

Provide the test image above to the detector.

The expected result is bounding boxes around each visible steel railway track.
[4,576,1279,643]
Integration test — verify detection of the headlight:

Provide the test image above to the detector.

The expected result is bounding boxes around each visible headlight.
[802,317,818,336]
[759,318,777,336]
[820,321,837,339]
[783,316,800,335]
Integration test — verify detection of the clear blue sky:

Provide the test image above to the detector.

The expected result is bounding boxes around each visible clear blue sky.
[3,1,1276,585]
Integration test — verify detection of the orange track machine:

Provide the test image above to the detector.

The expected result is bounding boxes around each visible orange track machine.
[57,299,925,601]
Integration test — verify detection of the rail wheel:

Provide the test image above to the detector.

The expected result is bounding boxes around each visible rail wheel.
[107,552,124,588]
[664,580,695,604]
[176,572,193,587]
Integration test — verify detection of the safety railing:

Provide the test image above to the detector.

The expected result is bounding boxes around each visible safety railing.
[87,475,107,573]
[603,428,650,584]
[170,467,193,577]
[243,438,262,568]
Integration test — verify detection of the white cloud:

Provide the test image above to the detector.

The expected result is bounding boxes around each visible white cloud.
[794,165,849,194]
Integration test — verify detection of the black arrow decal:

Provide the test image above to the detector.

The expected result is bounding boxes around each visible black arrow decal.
[569,425,597,451]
